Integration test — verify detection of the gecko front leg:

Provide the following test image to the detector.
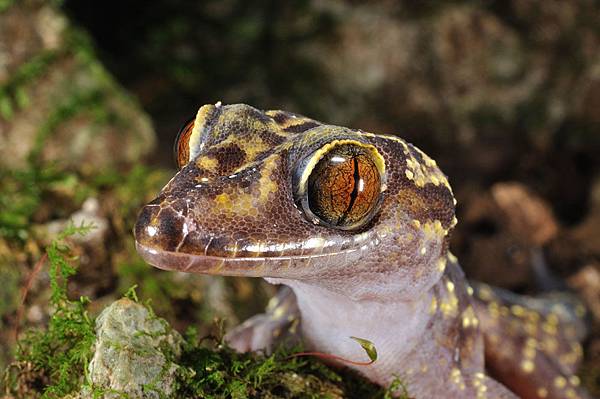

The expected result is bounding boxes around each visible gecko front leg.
[225,286,301,354]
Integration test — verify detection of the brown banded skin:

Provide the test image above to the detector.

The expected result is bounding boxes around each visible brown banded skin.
[135,103,590,399]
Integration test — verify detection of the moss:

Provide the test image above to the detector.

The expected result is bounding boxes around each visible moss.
[0,164,79,242]
[0,258,20,324]
[27,88,108,165]
[6,223,96,398]
[0,0,15,13]
[0,51,59,121]
[0,253,20,380]
[175,329,407,399]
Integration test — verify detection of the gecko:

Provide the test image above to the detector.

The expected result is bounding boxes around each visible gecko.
[134,103,591,399]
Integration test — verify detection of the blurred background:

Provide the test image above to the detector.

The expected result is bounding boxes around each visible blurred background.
[1,0,599,395]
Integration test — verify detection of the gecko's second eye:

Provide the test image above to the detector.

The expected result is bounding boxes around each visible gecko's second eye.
[173,117,195,169]
[295,141,386,230]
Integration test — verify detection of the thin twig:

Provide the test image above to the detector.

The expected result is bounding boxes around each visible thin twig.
[14,252,48,341]
[287,351,375,367]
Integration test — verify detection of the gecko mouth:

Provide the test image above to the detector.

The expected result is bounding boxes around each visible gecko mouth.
[134,238,376,279]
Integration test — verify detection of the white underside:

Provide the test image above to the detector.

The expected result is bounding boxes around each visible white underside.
[267,278,433,387]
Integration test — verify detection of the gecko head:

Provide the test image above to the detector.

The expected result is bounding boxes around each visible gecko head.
[135,103,456,299]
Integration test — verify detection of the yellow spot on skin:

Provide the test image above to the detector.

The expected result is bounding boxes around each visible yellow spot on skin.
[439,289,459,318]
[554,376,567,389]
[547,313,560,325]
[240,134,268,159]
[437,257,447,272]
[537,387,548,398]
[478,285,494,301]
[257,157,279,202]
[511,305,526,317]
[196,156,218,170]
[412,219,421,228]
[429,296,438,314]
[446,281,455,293]
[404,149,451,189]
[450,216,458,228]
[450,367,463,387]
[487,301,500,319]
[214,191,260,218]
[215,193,232,208]
[420,246,427,255]
[422,219,448,239]
[273,306,286,319]
[462,306,479,328]
[289,319,299,334]
[542,321,558,335]
[565,389,578,399]
[448,252,458,263]
[569,376,580,386]
[466,285,474,296]
[521,359,535,373]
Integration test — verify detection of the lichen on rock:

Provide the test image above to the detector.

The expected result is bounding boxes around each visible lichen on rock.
[85,298,183,399]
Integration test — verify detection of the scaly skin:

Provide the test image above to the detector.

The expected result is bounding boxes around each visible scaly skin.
[135,103,589,398]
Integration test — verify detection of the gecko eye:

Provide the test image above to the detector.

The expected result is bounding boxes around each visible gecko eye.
[295,141,386,230]
[173,117,195,169]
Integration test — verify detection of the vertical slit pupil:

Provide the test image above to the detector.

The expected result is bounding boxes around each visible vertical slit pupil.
[337,155,361,226]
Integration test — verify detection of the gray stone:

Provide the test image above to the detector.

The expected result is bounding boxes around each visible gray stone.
[86,298,182,399]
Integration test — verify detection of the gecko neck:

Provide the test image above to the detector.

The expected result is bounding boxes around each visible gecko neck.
[267,263,485,397]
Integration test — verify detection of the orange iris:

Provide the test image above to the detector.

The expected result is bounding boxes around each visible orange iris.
[307,144,381,228]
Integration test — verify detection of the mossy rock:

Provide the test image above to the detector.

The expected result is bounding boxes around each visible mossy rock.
[0,0,155,171]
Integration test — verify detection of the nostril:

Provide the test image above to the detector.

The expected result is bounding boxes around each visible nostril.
[134,205,157,240]
[134,205,185,252]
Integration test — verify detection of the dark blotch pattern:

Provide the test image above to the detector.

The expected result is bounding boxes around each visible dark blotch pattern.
[213,143,247,175]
